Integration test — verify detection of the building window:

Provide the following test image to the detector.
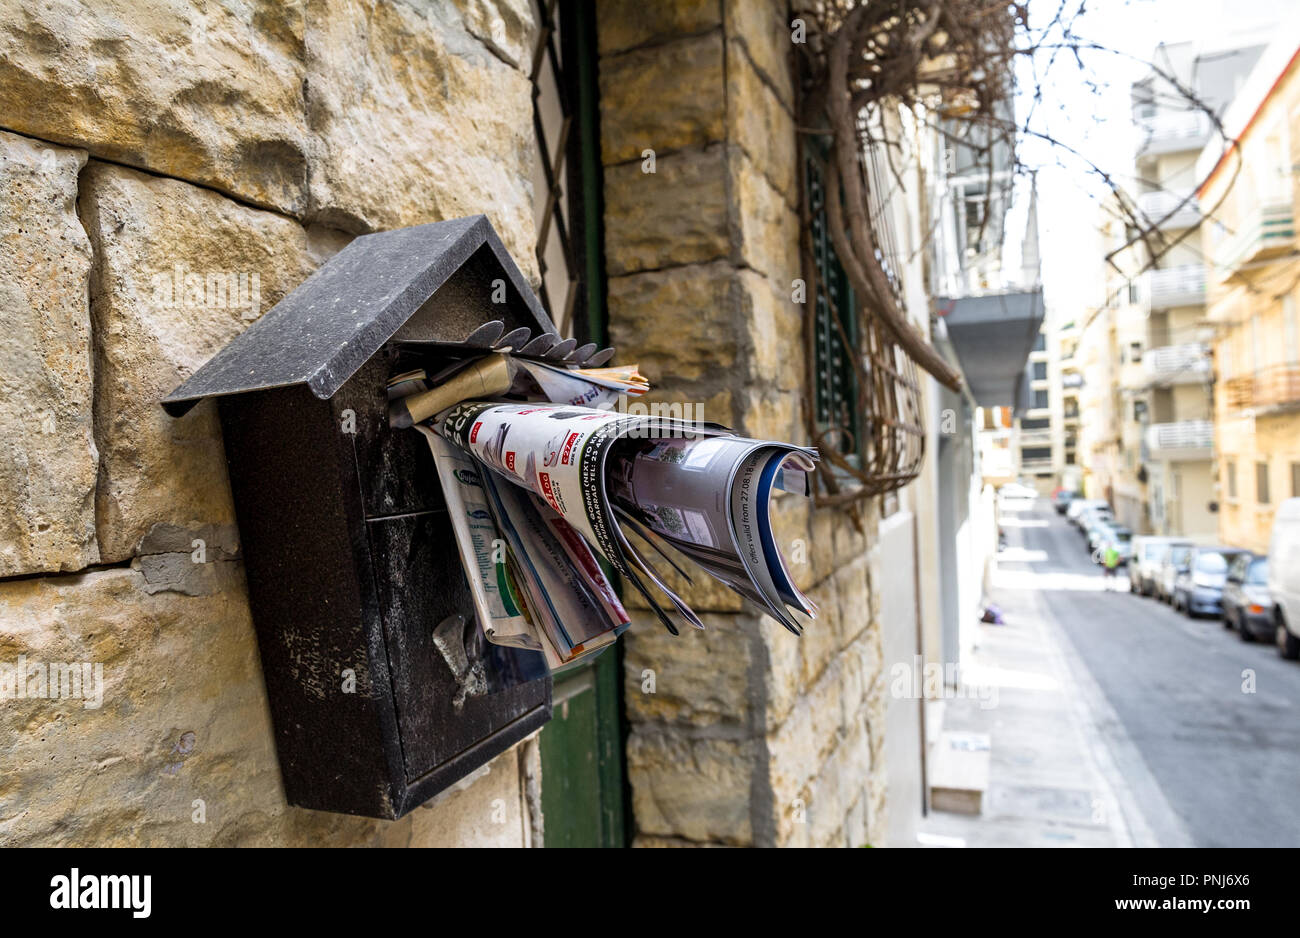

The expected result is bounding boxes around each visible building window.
[1033,331,1046,352]
[1021,446,1051,460]
[1032,389,1049,409]
[1032,360,1047,381]
[1227,460,1238,499]
[804,151,861,460]
[1130,341,1142,362]
[1020,417,1050,430]
[1257,461,1271,505]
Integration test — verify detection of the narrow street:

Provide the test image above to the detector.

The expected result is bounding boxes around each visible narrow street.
[997,498,1300,847]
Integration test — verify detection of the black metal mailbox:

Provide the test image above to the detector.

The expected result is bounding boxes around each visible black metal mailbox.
[164,216,555,819]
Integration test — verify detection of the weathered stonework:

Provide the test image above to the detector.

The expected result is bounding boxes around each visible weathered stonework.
[303,0,539,276]
[78,161,346,564]
[0,0,311,215]
[0,563,533,846]
[596,0,722,56]
[0,0,540,278]
[599,31,725,166]
[601,0,887,847]
[603,145,731,276]
[0,1,547,847]
[0,130,97,577]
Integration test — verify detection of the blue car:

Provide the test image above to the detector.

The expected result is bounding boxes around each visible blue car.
[1173,546,1251,618]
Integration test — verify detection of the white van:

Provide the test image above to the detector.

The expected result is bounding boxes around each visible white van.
[1268,498,1300,659]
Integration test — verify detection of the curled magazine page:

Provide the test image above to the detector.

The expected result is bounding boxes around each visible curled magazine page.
[417,426,539,651]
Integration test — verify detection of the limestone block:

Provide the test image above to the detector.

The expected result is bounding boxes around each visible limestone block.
[805,716,872,847]
[451,0,536,69]
[622,612,758,727]
[736,268,805,391]
[756,616,801,734]
[766,655,845,810]
[834,553,873,648]
[0,131,97,576]
[604,145,730,276]
[726,42,797,206]
[78,162,345,563]
[0,0,311,214]
[729,147,800,282]
[600,32,725,166]
[303,0,538,276]
[724,0,795,109]
[607,262,740,384]
[626,728,756,844]
[0,564,527,846]
[596,0,722,55]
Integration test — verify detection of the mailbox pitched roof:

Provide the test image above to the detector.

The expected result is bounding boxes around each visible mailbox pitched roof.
[162,215,552,416]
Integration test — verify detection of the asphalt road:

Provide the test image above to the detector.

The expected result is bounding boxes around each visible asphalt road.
[998,497,1300,847]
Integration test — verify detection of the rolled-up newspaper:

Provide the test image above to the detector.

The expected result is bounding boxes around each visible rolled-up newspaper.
[436,401,817,637]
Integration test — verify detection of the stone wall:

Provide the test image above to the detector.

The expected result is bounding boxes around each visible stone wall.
[596,0,888,847]
[0,0,543,846]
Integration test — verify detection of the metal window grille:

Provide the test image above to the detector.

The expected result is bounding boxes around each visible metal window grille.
[800,141,926,497]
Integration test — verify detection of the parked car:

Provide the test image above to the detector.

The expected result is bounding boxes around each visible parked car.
[1079,507,1114,548]
[1096,525,1133,565]
[1129,537,1190,596]
[1086,517,1116,555]
[1052,490,1078,515]
[1172,546,1249,617]
[1156,542,1197,603]
[1066,498,1109,527]
[1268,498,1300,659]
[1222,553,1272,642]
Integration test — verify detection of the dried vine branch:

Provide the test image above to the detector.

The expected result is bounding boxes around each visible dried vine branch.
[792,0,1240,504]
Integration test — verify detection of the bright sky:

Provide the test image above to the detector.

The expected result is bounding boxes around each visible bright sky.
[1008,0,1291,320]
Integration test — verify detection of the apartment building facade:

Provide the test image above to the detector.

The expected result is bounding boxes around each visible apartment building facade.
[1051,316,1084,491]
[1200,31,1300,553]
[1076,38,1269,536]
[1015,326,1056,492]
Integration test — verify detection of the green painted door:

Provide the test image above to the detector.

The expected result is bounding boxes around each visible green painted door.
[539,645,626,847]
[531,0,627,847]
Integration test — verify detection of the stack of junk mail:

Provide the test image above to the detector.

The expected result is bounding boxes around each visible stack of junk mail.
[388,350,818,671]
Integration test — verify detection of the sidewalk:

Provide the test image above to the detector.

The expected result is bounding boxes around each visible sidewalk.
[916,554,1155,847]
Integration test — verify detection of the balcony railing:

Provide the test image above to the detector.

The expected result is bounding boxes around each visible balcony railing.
[1139,264,1206,310]
[1020,457,1054,473]
[1145,420,1213,461]
[1018,428,1052,446]
[1143,343,1210,386]
[1217,203,1295,273]
[1137,189,1200,230]
[1223,363,1300,412]
[1135,111,1210,158]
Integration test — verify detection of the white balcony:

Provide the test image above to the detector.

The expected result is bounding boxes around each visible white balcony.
[1140,264,1205,310]
[1137,189,1200,230]
[1142,343,1211,387]
[1135,111,1210,158]
[1145,420,1213,461]
[1216,203,1295,273]
[1018,428,1052,446]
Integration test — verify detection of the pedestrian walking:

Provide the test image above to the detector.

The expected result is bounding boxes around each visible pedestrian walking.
[1103,541,1121,589]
